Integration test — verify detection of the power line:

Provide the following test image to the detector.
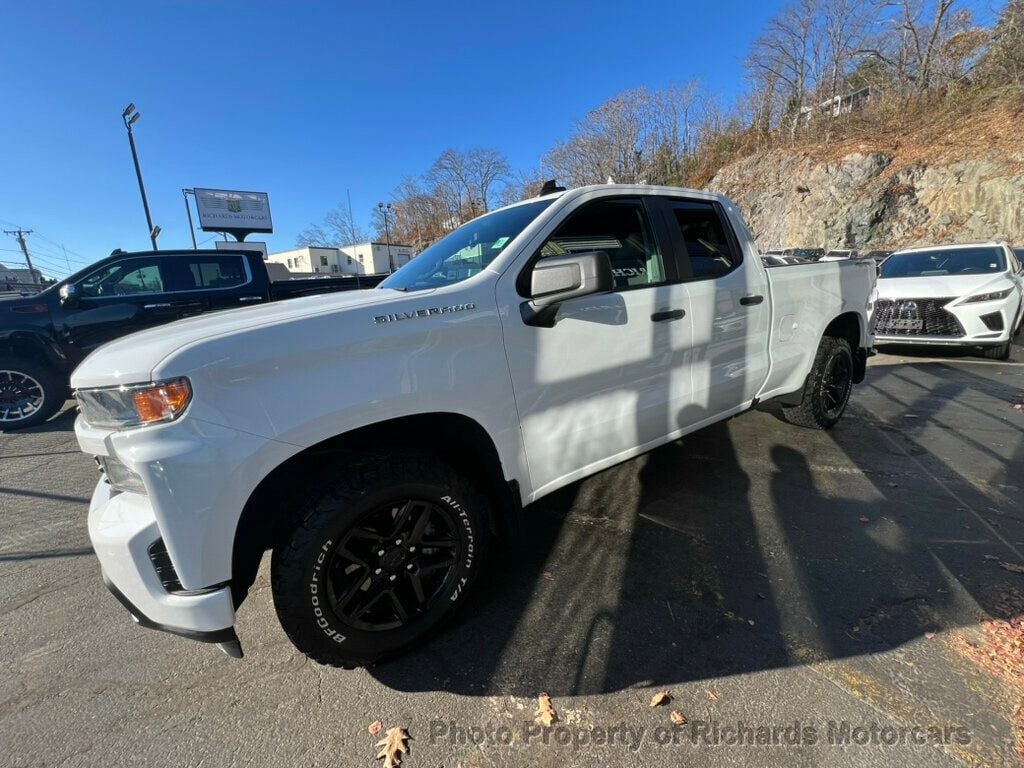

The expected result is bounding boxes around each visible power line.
[0,217,92,265]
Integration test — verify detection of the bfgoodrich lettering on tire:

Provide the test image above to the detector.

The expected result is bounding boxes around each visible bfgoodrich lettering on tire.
[271,453,490,667]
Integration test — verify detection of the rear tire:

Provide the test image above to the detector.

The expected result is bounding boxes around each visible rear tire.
[980,342,1010,360]
[0,357,65,431]
[782,336,854,430]
[271,453,491,668]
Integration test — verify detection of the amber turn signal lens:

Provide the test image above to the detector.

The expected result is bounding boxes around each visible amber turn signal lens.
[132,379,192,424]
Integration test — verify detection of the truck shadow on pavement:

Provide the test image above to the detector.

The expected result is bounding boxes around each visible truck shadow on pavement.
[367,359,1024,699]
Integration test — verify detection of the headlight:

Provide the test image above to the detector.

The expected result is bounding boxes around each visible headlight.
[76,377,192,429]
[962,288,1013,303]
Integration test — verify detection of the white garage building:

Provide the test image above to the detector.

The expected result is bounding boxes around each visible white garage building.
[268,242,414,276]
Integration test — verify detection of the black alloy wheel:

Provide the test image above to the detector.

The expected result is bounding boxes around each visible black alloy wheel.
[326,499,463,632]
[819,348,853,421]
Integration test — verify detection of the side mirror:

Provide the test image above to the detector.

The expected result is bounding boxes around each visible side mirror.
[521,251,614,327]
[59,283,79,307]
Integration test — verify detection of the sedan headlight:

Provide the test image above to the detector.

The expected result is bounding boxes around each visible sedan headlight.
[962,288,1013,303]
[76,378,192,429]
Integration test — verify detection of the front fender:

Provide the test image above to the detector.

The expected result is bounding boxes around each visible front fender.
[0,326,68,371]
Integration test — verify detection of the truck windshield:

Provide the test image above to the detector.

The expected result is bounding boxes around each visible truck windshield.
[380,199,554,292]
[880,247,1005,278]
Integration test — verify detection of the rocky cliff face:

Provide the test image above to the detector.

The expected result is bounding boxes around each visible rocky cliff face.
[709,146,1024,251]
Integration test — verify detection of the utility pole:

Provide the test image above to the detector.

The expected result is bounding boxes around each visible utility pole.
[4,229,38,286]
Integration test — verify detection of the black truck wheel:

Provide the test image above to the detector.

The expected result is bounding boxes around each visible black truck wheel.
[0,358,64,431]
[782,336,854,430]
[271,454,490,667]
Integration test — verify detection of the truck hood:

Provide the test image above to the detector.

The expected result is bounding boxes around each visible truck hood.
[876,273,1009,300]
[70,288,410,389]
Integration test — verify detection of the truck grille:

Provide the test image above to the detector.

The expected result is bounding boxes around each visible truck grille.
[874,297,965,338]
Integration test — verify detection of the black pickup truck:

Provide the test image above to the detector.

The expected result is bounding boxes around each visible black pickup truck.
[0,248,386,430]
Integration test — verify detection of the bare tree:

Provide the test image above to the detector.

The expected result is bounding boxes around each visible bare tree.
[820,0,875,105]
[366,148,514,250]
[747,0,823,139]
[860,0,962,95]
[978,0,1024,87]
[543,84,704,187]
[296,203,368,248]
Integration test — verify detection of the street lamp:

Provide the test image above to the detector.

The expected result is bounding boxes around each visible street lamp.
[122,103,159,250]
[378,202,394,273]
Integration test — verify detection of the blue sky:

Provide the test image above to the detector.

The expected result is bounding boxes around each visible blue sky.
[0,1,992,278]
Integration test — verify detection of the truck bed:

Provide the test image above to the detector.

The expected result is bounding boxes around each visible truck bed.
[758,257,877,401]
[268,273,387,299]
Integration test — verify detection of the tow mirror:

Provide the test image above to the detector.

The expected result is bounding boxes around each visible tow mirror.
[521,251,614,327]
[59,283,79,307]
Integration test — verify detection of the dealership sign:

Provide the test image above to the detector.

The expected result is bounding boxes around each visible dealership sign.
[194,188,273,237]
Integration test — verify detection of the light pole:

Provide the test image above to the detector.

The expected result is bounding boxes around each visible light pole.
[182,189,198,249]
[122,103,159,250]
[378,202,394,273]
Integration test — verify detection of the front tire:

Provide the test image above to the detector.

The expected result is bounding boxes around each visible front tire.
[782,336,854,430]
[271,454,491,667]
[0,357,65,431]
[980,341,1011,360]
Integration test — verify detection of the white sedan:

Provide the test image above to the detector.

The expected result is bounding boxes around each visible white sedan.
[874,242,1024,359]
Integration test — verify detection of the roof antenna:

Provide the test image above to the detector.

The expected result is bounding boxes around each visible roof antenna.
[538,179,566,196]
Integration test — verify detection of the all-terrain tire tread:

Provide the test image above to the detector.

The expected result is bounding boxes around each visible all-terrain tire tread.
[271,452,489,668]
[782,336,853,430]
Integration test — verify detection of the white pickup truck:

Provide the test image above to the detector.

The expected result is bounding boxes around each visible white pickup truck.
[71,184,875,666]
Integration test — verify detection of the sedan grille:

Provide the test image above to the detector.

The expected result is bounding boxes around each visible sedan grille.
[874,297,965,338]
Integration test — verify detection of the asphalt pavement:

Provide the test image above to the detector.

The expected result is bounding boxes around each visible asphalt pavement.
[2,342,1023,768]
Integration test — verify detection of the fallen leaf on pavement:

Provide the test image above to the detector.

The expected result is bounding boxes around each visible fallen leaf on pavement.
[707,689,719,701]
[984,555,999,561]
[368,720,383,736]
[1001,563,1024,574]
[542,571,555,581]
[534,693,558,726]
[670,710,688,725]
[859,516,870,523]
[650,691,671,707]
[925,632,936,639]
[376,727,410,768]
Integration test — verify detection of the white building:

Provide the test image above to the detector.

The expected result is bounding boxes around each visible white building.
[346,242,415,274]
[267,242,414,276]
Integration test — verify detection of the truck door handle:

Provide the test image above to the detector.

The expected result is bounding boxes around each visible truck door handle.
[238,296,263,302]
[143,303,172,309]
[739,295,764,306]
[651,309,686,322]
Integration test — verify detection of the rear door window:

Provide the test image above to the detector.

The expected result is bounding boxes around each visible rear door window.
[663,200,741,280]
[181,255,248,289]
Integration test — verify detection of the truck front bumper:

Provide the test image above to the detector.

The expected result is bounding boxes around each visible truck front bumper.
[88,475,242,656]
